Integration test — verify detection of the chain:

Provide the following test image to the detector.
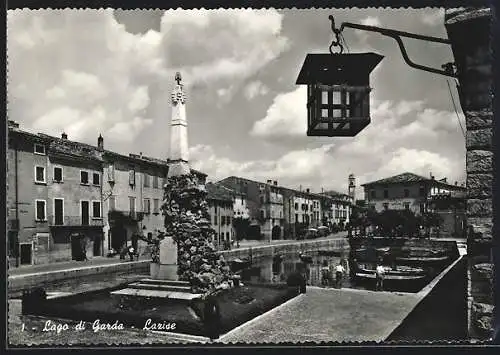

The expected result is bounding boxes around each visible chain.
[328,15,344,54]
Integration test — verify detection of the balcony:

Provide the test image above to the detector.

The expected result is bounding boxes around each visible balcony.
[48,215,104,227]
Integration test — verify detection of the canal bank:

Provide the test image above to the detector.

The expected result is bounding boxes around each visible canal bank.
[8,237,349,295]
[218,255,466,343]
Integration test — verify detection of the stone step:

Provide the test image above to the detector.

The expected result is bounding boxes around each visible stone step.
[110,288,203,300]
[138,278,191,287]
[129,282,193,293]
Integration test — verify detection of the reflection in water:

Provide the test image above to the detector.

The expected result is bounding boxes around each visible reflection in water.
[239,246,455,293]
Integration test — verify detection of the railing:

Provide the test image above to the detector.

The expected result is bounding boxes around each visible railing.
[48,215,104,227]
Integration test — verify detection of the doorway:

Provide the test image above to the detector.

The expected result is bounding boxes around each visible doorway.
[19,243,32,265]
[93,233,102,256]
[54,198,64,225]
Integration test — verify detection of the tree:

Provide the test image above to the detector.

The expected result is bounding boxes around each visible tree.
[421,212,444,238]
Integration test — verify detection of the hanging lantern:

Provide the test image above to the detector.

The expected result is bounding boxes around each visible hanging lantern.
[296,53,383,137]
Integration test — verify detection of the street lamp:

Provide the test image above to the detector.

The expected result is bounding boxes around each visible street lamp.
[297,15,458,137]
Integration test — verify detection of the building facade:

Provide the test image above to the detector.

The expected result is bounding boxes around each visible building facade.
[362,172,467,238]
[206,182,235,249]
[7,121,207,267]
[7,122,105,266]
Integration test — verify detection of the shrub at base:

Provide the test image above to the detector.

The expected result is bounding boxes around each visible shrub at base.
[159,173,233,293]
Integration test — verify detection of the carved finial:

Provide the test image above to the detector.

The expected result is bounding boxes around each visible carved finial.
[175,72,182,85]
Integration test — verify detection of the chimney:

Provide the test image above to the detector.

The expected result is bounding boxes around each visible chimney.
[61,132,68,140]
[267,179,272,184]
[273,180,277,186]
[97,134,104,151]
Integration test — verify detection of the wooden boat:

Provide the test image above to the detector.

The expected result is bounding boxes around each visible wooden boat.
[357,265,425,276]
[230,257,251,271]
[318,250,341,257]
[396,256,449,263]
[299,254,313,263]
[355,272,426,281]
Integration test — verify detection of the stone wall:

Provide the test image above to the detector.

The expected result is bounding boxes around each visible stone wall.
[445,7,494,339]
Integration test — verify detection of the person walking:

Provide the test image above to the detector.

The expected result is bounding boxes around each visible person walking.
[321,260,330,287]
[376,263,385,291]
[335,262,345,288]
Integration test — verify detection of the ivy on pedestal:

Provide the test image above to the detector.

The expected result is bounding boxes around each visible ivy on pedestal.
[159,173,233,293]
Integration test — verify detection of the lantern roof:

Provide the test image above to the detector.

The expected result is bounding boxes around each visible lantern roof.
[296,52,384,85]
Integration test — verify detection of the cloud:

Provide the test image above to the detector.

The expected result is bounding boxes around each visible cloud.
[361,16,381,27]
[250,86,307,138]
[161,9,289,87]
[7,9,166,147]
[7,9,288,151]
[420,9,445,26]
[244,80,270,100]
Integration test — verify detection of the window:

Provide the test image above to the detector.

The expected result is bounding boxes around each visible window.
[221,216,226,225]
[260,196,264,204]
[404,189,410,198]
[81,201,90,225]
[129,196,136,213]
[226,232,230,240]
[294,203,298,210]
[35,166,46,183]
[53,167,63,182]
[144,174,150,188]
[214,214,218,225]
[53,198,64,225]
[143,199,151,214]
[295,214,299,223]
[420,203,426,214]
[419,185,426,197]
[92,201,102,218]
[404,202,410,210]
[92,172,100,186]
[109,196,115,211]
[80,171,89,185]
[153,199,160,214]
[35,200,46,221]
[383,203,389,211]
[107,164,115,182]
[153,175,159,189]
[260,210,265,220]
[227,216,231,225]
[335,210,339,218]
[34,143,46,155]
[129,169,136,186]
[383,190,389,198]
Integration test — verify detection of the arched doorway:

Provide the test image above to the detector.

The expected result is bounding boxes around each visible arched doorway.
[272,225,281,240]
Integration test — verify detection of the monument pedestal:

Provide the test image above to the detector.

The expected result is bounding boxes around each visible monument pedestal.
[150,237,178,280]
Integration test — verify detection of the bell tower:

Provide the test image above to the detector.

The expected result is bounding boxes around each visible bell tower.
[348,173,356,201]
[167,72,190,177]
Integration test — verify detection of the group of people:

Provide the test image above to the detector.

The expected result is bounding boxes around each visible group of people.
[320,260,347,288]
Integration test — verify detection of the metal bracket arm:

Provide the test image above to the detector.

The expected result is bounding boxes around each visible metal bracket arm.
[335,18,458,78]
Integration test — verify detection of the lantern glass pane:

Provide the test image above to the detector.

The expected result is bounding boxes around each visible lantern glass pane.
[346,93,350,105]
[322,109,329,118]
[322,91,329,104]
[315,123,329,130]
[333,91,341,104]
[332,109,342,118]
[346,109,351,117]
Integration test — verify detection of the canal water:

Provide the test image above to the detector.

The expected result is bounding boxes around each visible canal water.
[239,245,456,293]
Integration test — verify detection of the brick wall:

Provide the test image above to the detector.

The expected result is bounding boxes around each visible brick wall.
[445,7,493,339]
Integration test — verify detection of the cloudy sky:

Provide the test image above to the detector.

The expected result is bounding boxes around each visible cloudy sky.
[7,8,467,197]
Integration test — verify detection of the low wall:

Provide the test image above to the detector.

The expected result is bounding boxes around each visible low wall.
[8,260,150,294]
[386,256,467,342]
[219,238,349,261]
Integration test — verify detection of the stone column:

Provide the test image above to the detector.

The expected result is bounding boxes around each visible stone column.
[445,7,494,340]
[168,72,190,178]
